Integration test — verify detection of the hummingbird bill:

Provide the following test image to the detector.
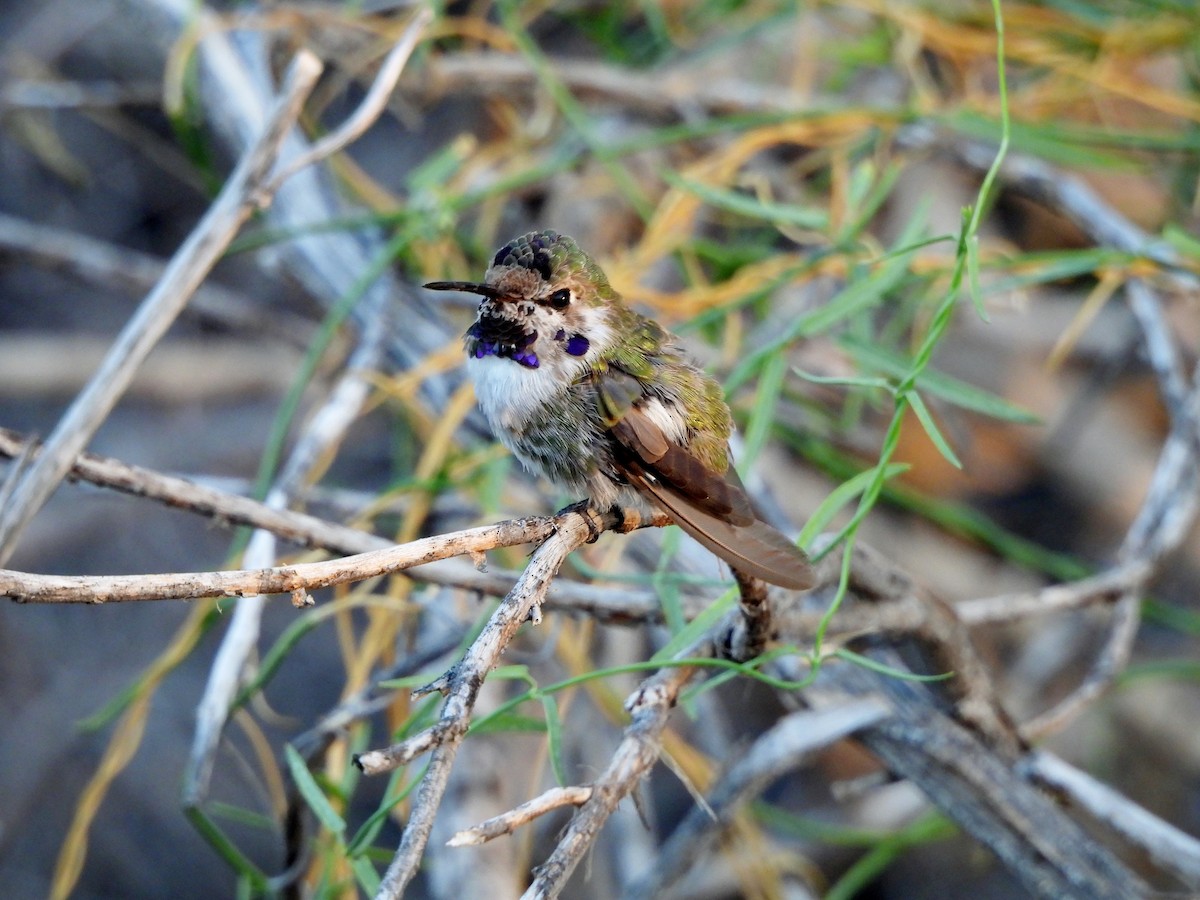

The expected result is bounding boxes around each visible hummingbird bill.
[426,230,814,590]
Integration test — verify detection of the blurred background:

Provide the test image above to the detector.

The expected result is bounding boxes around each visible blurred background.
[0,1,1198,897]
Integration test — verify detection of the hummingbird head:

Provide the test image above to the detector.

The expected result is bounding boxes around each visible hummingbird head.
[425,230,620,371]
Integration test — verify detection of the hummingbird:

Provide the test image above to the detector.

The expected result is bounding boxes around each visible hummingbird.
[425,230,814,590]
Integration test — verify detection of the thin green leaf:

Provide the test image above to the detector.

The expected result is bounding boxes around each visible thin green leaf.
[825,813,957,900]
[908,391,963,469]
[873,232,956,262]
[942,109,1159,169]
[542,695,568,786]
[966,234,989,322]
[753,802,901,847]
[498,0,652,218]
[79,602,223,731]
[406,138,470,193]
[351,856,381,896]
[1119,659,1200,685]
[792,368,895,393]
[838,161,908,243]
[1143,600,1200,636]
[379,673,433,690]
[207,802,276,831]
[285,745,346,834]
[985,248,1126,293]
[236,600,354,706]
[797,463,909,550]
[787,430,1089,579]
[835,649,954,683]
[470,713,547,735]
[842,335,1040,424]
[1162,223,1200,262]
[347,766,426,856]
[845,160,878,219]
[651,588,737,662]
[185,806,268,890]
[487,665,535,684]
[727,212,926,392]
[740,351,787,469]
[653,527,686,634]
[663,171,828,229]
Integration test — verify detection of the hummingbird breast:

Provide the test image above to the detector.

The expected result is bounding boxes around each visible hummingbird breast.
[468,352,669,510]
[470,354,599,478]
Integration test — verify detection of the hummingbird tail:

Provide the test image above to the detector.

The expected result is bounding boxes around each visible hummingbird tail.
[629,472,815,590]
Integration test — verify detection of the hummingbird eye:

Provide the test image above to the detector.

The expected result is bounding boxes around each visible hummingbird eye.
[548,288,571,309]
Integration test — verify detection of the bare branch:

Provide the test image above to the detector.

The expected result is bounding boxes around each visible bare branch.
[264,7,434,194]
[804,660,1150,900]
[0,214,306,341]
[448,786,595,848]
[1026,751,1200,890]
[417,51,814,117]
[0,77,161,109]
[0,516,560,604]
[900,126,1200,742]
[0,49,325,565]
[957,561,1152,625]
[1022,375,1200,740]
[0,426,682,619]
[185,276,391,808]
[367,509,609,899]
[0,426,392,554]
[728,570,772,661]
[523,648,709,898]
[624,700,892,899]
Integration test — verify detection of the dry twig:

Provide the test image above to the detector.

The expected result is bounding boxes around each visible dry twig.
[364,508,619,898]
[801,656,1150,900]
[0,515,562,604]
[623,699,892,899]
[0,425,677,619]
[264,7,433,193]
[523,645,709,899]
[448,786,595,848]
[0,50,325,565]
[1025,751,1200,890]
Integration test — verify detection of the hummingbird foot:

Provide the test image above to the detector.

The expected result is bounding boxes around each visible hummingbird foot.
[557,500,606,544]
[720,570,773,662]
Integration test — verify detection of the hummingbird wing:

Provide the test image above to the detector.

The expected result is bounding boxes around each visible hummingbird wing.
[596,368,752,523]
[596,370,815,590]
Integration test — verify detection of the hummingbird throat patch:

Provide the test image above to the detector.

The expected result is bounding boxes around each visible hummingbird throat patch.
[465,312,590,370]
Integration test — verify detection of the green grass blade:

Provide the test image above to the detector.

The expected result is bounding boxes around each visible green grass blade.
[347,765,426,855]
[351,855,381,896]
[740,351,788,469]
[792,368,895,393]
[471,713,547,734]
[542,695,568,786]
[834,648,953,682]
[907,391,963,469]
[285,745,346,835]
[825,813,957,900]
[726,215,926,392]
[662,171,828,229]
[797,463,909,550]
[842,335,1040,423]
[966,234,989,322]
[184,805,268,891]
[651,587,738,662]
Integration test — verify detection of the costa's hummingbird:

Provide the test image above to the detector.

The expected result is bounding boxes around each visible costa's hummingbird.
[426,230,814,590]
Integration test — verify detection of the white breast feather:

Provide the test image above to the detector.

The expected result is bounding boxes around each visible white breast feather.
[469,309,615,421]
[468,356,561,430]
